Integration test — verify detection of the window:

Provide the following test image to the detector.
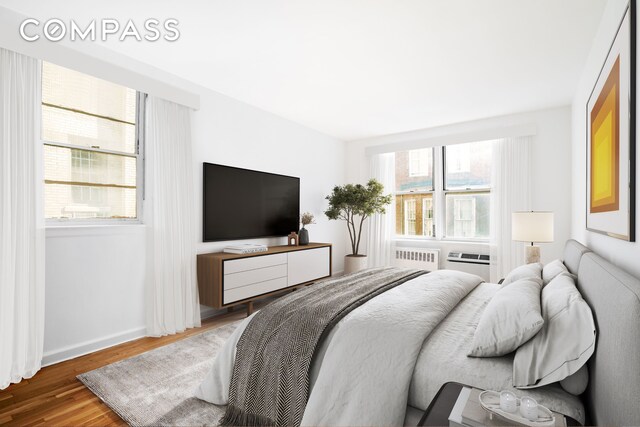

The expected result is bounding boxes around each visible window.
[395,140,493,240]
[444,140,492,239]
[445,193,489,239]
[42,62,142,221]
[395,148,434,237]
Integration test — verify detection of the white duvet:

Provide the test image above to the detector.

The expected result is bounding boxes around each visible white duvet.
[196,270,586,426]
[196,270,482,426]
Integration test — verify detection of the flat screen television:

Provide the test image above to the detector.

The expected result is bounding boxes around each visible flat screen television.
[203,163,300,242]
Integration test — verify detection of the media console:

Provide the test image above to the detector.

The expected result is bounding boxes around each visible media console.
[197,243,332,315]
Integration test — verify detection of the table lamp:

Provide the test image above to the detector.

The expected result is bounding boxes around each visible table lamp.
[512,211,554,264]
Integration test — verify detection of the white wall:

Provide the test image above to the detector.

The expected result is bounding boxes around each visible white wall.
[43,226,147,366]
[192,88,347,267]
[571,0,640,278]
[345,106,573,281]
[42,85,346,365]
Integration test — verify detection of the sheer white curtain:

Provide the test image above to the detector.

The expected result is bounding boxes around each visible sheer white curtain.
[367,153,396,268]
[145,96,200,337]
[490,136,532,282]
[0,49,45,389]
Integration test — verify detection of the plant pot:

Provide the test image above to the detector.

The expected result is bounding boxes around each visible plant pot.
[344,255,368,274]
[299,227,309,245]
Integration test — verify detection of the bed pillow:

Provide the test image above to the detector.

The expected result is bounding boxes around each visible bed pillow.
[542,259,575,285]
[502,262,543,286]
[513,273,596,389]
[468,277,544,357]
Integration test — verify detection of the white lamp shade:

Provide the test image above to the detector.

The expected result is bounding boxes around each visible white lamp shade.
[512,211,554,243]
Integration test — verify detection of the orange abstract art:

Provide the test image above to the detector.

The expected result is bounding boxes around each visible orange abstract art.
[590,56,620,213]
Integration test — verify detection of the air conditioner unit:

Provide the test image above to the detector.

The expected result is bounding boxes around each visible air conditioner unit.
[393,247,439,271]
[447,252,490,265]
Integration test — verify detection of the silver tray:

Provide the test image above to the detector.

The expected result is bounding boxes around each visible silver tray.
[478,390,555,427]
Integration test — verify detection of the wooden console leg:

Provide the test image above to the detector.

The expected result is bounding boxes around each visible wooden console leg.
[246,301,254,316]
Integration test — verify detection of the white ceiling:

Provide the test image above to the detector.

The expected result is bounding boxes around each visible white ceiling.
[0,0,606,140]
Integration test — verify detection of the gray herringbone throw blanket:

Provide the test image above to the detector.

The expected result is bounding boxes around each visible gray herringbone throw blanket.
[219,267,427,427]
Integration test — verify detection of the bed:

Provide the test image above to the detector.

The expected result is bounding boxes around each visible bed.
[563,240,640,425]
[197,239,640,426]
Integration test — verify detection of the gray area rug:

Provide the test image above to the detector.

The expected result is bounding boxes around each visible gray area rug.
[78,321,240,426]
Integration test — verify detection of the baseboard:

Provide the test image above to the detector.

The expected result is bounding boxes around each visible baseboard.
[42,326,147,367]
[43,284,346,367]
[42,308,225,367]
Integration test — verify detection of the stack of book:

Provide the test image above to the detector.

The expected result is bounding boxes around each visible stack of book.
[448,388,567,427]
[223,244,268,254]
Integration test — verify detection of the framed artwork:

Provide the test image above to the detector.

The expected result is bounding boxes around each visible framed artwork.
[586,1,636,241]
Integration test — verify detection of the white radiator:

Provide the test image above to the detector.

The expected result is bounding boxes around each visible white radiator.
[393,247,439,271]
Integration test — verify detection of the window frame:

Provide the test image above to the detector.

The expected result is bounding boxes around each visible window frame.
[394,143,492,243]
[441,145,491,242]
[395,147,436,239]
[42,67,145,226]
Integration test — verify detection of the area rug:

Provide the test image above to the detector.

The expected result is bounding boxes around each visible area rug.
[77,321,240,426]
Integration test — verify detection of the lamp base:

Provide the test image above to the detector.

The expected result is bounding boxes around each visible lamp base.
[524,245,541,264]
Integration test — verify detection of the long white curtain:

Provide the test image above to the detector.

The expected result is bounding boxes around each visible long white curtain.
[366,152,396,268]
[0,49,45,389]
[145,96,200,337]
[490,136,532,282]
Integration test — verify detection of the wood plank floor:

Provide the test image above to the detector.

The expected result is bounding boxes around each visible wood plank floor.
[0,305,259,426]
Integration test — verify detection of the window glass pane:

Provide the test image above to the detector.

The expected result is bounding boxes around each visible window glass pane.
[42,62,136,124]
[395,193,434,237]
[44,145,136,187]
[45,183,136,219]
[395,148,433,192]
[445,192,490,239]
[44,145,137,220]
[42,61,139,221]
[42,105,136,153]
[445,140,493,189]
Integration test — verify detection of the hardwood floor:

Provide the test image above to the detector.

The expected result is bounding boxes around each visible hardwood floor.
[0,305,257,426]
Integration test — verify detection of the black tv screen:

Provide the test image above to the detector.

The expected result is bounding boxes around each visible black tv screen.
[203,163,300,242]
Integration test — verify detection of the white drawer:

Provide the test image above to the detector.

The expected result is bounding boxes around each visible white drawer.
[224,276,289,304]
[224,253,287,274]
[224,264,287,290]
[288,247,330,286]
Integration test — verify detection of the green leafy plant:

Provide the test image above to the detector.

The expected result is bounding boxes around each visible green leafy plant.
[324,179,392,256]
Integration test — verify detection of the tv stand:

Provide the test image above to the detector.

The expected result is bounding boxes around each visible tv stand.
[197,243,332,315]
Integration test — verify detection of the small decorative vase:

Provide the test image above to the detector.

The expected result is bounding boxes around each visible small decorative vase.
[299,227,309,245]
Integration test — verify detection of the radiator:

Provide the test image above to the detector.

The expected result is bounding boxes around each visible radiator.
[393,247,440,271]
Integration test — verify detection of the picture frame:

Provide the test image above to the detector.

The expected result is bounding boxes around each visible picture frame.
[586,0,636,242]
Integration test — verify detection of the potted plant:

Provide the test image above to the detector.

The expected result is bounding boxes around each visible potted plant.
[299,212,315,245]
[324,179,392,274]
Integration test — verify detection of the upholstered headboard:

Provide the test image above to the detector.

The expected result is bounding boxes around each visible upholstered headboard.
[563,239,640,426]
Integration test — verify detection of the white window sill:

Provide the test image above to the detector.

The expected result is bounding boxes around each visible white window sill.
[393,237,489,246]
[46,223,146,238]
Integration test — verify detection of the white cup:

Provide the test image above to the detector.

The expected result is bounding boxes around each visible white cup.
[520,396,539,421]
[499,390,518,413]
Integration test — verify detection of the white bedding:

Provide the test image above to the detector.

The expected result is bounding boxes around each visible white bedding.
[197,272,586,426]
[409,282,585,424]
